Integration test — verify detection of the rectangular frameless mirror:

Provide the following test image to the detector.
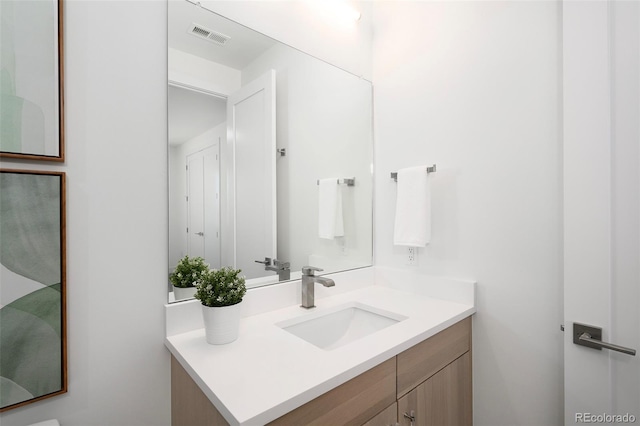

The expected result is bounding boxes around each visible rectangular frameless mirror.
[168,0,373,302]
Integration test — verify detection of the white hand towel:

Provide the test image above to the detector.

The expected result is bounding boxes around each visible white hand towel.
[393,166,431,247]
[318,178,344,239]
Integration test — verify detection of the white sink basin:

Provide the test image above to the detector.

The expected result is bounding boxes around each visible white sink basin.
[277,302,407,350]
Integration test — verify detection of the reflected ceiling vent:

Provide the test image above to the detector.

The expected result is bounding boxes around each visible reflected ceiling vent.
[187,23,231,46]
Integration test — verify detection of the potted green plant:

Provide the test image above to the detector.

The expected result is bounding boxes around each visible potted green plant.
[169,255,209,301]
[195,266,247,344]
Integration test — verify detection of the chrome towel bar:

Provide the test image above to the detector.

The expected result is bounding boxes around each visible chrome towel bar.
[390,164,437,181]
[316,177,355,186]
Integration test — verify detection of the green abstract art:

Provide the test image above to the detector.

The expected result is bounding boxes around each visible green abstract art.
[0,170,66,411]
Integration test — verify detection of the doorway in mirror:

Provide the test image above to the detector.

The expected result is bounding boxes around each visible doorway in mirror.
[186,145,220,269]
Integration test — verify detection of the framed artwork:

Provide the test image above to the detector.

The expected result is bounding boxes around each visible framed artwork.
[0,169,67,411]
[0,0,65,161]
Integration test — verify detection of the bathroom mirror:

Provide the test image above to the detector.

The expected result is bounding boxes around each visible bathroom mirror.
[168,0,373,302]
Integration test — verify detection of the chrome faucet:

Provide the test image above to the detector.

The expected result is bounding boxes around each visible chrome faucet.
[255,257,291,281]
[300,266,335,309]
[269,259,291,281]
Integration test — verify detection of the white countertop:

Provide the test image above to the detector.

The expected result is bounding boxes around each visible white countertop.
[165,283,475,425]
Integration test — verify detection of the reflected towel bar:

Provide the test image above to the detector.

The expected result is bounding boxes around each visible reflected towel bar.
[317,177,356,186]
[390,164,437,181]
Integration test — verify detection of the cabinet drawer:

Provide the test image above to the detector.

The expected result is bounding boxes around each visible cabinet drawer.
[269,357,396,426]
[397,317,471,398]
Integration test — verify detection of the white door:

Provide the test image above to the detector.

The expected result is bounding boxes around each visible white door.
[563,2,639,423]
[187,145,221,268]
[225,70,276,279]
[187,152,205,258]
[202,144,221,269]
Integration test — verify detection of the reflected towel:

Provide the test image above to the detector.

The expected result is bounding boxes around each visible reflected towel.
[318,178,344,239]
[393,166,431,247]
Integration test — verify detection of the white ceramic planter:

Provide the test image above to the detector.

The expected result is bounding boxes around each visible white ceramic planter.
[173,285,196,301]
[202,302,242,345]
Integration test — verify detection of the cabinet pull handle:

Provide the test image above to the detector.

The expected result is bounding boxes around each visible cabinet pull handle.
[403,410,415,426]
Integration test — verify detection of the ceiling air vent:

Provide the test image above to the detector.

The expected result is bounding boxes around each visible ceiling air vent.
[187,23,231,46]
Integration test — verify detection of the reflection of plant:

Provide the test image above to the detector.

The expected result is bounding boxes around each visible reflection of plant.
[195,267,246,307]
[169,255,209,288]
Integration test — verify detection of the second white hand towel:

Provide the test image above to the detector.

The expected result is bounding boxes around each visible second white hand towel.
[318,178,344,239]
[393,166,431,246]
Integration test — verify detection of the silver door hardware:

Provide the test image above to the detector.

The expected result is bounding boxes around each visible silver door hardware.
[403,410,415,426]
[195,232,204,236]
[573,323,637,356]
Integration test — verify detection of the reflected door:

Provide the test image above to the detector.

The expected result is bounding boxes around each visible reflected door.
[187,145,221,268]
[226,70,276,279]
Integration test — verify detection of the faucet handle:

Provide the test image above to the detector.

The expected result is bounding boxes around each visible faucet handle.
[302,266,323,276]
[255,257,272,265]
[274,259,290,269]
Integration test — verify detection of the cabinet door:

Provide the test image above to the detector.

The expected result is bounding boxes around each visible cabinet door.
[397,352,472,426]
[362,402,398,426]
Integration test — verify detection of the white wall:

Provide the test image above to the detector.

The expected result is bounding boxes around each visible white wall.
[372,2,563,425]
[0,1,170,425]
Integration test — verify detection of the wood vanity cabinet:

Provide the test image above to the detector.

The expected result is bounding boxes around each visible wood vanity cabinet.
[171,317,472,426]
[395,317,472,426]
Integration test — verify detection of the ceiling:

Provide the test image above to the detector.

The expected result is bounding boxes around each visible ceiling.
[168,0,277,146]
[168,0,276,70]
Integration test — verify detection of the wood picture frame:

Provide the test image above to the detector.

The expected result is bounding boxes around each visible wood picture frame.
[0,0,65,161]
[0,169,67,411]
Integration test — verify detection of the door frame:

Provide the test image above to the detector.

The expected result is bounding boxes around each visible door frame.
[169,80,227,267]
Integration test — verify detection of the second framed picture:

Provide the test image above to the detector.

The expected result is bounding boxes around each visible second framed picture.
[0,169,67,411]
